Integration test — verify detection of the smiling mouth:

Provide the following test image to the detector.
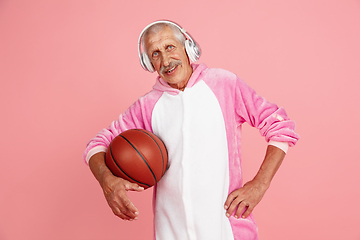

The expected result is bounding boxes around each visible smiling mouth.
[166,66,177,74]
[160,60,182,75]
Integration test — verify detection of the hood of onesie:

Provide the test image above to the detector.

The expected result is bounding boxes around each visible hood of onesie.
[152,63,208,95]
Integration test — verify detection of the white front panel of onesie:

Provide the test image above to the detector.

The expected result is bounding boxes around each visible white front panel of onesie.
[152,80,234,240]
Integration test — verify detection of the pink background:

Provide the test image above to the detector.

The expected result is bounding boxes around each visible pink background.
[1,0,360,239]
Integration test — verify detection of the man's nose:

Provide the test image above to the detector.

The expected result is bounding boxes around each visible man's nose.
[161,53,171,67]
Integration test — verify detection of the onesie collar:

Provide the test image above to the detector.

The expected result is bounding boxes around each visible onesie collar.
[153,63,208,95]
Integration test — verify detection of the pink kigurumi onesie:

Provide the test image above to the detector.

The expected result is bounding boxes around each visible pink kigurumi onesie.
[83,63,299,240]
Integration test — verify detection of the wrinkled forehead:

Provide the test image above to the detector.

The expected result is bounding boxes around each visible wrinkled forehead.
[143,26,180,51]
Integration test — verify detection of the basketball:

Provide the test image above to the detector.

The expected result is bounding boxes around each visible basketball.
[105,129,168,189]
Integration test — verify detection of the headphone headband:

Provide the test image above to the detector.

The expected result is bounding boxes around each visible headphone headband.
[138,20,201,72]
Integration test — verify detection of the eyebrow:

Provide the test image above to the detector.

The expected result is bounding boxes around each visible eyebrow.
[148,39,178,53]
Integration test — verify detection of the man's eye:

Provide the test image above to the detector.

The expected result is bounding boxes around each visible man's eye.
[167,45,174,50]
[152,52,159,58]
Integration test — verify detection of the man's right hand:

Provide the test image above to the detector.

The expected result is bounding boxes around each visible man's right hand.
[102,173,144,220]
[89,152,144,221]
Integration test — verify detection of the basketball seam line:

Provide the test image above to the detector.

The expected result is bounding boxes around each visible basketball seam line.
[134,129,166,177]
[109,141,151,188]
[120,135,158,183]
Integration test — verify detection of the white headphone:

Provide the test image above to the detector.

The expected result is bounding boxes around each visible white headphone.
[138,20,201,72]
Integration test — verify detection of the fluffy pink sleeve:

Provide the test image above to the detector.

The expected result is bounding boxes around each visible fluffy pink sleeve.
[82,91,163,164]
[234,77,299,146]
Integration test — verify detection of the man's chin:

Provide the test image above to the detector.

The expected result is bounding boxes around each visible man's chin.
[160,74,180,84]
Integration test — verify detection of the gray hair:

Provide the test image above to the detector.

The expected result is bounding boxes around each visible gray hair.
[141,23,186,55]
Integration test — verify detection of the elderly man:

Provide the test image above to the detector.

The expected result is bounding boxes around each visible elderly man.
[84,20,299,240]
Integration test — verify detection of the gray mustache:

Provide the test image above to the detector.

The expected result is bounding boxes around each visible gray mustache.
[160,60,182,74]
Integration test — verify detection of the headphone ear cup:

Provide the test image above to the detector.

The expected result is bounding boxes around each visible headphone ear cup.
[185,39,200,63]
[142,52,155,72]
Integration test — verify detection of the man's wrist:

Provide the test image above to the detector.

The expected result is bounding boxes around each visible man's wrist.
[268,140,289,154]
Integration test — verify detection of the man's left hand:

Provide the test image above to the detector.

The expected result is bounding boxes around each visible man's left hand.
[224,145,286,219]
[224,179,268,219]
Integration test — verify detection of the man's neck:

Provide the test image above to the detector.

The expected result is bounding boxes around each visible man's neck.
[168,65,193,91]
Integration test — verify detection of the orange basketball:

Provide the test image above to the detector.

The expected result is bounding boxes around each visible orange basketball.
[105,129,168,189]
